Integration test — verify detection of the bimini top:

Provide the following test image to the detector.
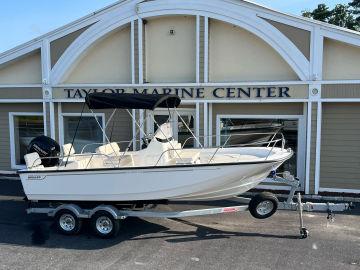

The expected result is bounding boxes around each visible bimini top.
[85,93,181,110]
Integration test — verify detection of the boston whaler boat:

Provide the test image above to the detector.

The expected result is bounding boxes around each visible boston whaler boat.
[20,93,293,202]
[20,93,351,238]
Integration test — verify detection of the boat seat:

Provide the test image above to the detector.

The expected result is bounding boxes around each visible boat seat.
[96,143,120,156]
[176,151,201,165]
[24,152,44,169]
[168,142,182,159]
[103,154,134,167]
[62,143,75,156]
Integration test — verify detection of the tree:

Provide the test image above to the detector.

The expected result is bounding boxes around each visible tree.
[301,2,359,31]
[329,4,356,28]
[306,4,333,22]
[349,0,360,29]
[301,4,332,24]
[349,0,360,13]
[302,10,313,18]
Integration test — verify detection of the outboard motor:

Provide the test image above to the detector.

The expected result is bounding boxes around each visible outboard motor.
[27,136,60,167]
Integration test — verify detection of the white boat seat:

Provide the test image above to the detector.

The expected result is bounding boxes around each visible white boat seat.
[168,142,182,159]
[96,143,120,156]
[176,151,201,165]
[24,152,44,169]
[103,154,134,167]
[62,143,75,156]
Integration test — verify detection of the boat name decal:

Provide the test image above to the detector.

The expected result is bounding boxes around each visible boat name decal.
[27,175,46,181]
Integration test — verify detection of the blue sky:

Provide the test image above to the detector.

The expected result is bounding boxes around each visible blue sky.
[0,0,350,53]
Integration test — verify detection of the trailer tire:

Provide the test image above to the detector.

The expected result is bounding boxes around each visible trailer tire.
[55,209,82,235]
[249,192,278,219]
[91,211,120,239]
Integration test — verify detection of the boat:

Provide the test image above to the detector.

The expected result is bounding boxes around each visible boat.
[220,119,284,146]
[19,93,293,203]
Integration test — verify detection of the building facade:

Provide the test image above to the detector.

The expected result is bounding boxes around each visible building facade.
[0,0,360,195]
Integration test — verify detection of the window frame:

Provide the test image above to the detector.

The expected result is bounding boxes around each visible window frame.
[146,108,197,145]
[59,113,106,154]
[9,112,45,169]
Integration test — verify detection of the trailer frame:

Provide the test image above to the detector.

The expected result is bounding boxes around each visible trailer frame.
[26,171,353,239]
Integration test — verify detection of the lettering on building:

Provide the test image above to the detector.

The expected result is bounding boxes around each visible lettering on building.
[62,86,292,99]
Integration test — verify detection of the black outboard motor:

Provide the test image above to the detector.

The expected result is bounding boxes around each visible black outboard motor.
[27,136,60,167]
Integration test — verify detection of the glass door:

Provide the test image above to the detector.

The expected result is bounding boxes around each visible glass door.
[148,109,196,148]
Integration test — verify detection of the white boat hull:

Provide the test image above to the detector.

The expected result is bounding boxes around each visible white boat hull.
[20,160,283,202]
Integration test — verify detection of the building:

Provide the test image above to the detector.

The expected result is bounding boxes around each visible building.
[0,0,359,195]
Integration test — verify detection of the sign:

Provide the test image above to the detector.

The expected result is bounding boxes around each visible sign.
[52,85,309,100]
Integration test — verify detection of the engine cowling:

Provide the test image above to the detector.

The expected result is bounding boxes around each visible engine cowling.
[27,135,60,167]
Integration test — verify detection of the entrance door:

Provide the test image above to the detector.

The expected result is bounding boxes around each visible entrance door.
[148,109,196,148]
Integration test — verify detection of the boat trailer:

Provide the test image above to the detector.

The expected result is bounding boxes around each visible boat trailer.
[26,172,353,239]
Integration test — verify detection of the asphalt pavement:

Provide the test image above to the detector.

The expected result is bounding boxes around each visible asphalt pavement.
[0,179,359,270]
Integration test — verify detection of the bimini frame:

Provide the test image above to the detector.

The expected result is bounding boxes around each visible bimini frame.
[58,93,287,169]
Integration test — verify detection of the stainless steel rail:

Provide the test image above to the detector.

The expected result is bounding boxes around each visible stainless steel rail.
[28,132,286,170]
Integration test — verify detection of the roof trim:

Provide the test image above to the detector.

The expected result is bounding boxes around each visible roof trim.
[0,0,132,59]
[234,0,360,36]
[1,0,360,65]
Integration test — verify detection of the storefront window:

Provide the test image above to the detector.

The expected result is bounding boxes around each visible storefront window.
[63,115,104,153]
[13,115,44,165]
[177,114,195,148]
[219,118,298,176]
[152,111,195,148]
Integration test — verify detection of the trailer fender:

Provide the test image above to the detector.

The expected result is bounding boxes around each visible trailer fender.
[89,205,124,220]
[49,204,85,218]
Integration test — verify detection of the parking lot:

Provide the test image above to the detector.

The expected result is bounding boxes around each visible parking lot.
[0,179,359,270]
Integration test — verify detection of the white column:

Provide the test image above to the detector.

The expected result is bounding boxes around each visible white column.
[305,101,312,194]
[58,102,62,144]
[41,39,55,139]
[42,102,48,136]
[131,20,135,84]
[195,103,200,147]
[138,18,143,84]
[195,15,200,83]
[131,20,137,150]
[139,109,144,149]
[49,102,56,140]
[310,26,323,81]
[208,103,213,147]
[310,24,324,194]
[203,102,208,147]
[314,101,322,194]
[132,109,136,151]
[204,16,209,83]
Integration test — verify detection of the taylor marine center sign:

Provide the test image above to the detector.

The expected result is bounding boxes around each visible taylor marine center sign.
[53,85,309,100]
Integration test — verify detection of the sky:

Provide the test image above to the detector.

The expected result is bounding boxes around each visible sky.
[0,0,351,53]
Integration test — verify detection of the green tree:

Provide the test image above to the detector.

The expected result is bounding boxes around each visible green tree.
[302,2,359,31]
[349,0,360,29]
[349,0,360,14]
[311,4,332,22]
[329,4,356,28]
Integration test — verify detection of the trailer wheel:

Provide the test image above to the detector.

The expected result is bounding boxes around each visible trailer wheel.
[249,192,278,219]
[55,209,82,235]
[91,211,120,239]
